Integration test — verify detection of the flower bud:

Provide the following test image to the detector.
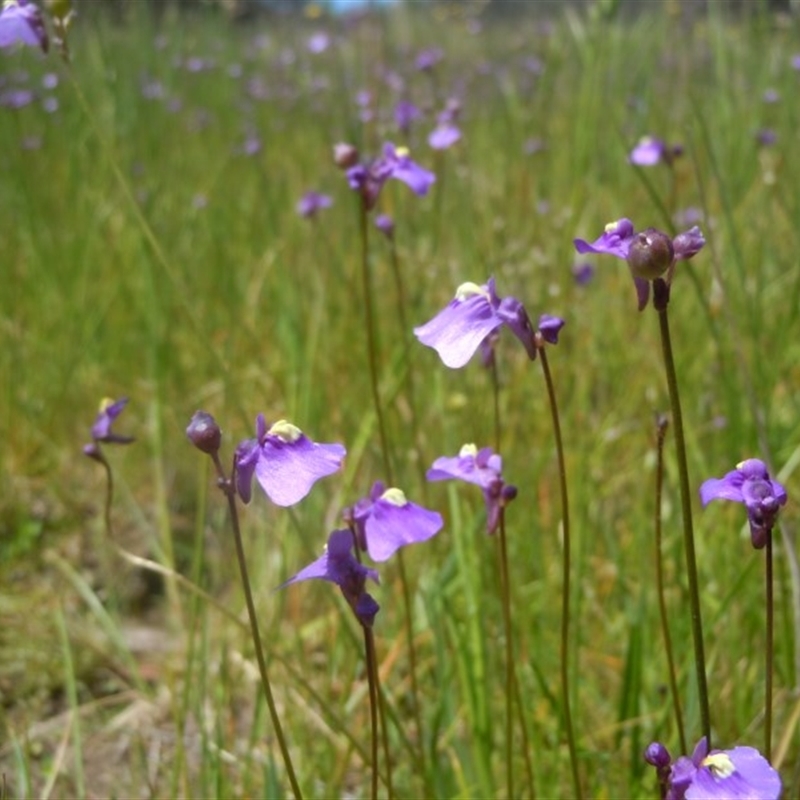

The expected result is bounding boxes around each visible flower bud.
[644,741,671,769]
[333,142,359,169]
[375,213,394,239]
[627,228,674,280]
[186,411,222,455]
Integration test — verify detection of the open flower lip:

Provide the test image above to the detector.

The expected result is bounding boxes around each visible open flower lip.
[234,414,345,507]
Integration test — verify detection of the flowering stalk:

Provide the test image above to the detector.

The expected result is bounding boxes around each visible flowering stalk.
[653,278,711,744]
[765,532,774,759]
[363,624,381,800]
[700,459,787,760]
[186,413,303,800]
[357,199,429,793]
[378,215,428,494]
[654,414,687,753]
[488,357,534,798]
[537,345,581,798]
[214,450,302,800]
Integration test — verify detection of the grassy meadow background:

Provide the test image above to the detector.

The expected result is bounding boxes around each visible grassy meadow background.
[1,0,800,796]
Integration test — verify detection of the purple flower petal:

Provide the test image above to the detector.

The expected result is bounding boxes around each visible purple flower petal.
[89,397,135,445]
[629,136,667,166]
[428,122,461,150]
[414,282,503,368]
[361,487,443,562]
[0,0,48,53]
[254,421,345,507]
[573,218,636,260]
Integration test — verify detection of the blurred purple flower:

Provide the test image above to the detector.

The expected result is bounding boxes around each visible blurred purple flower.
[762,88,779,103]
[414,277,562,368]
[345,481,443,562]
[0,88,34,108]
[628,136,682,167]
[792,54,800,70]
[416,47,443,72]
[756,128,777,147]
[375,213,394,239]
[700,458,787,549]
[297,190,333,219]
[41,72,58,90]
[394,99,421,134]
[306,31,331,54]
[234,415,346,507]
[427,444,517,534]
[572,262,595,286]
[428,121,461,150]
[346,142,435,211]
[0,0,48,53]
[83,397,134,461]
[281,529,380,627]
[237,134,262,157]
[646,737,781,800]
[574,218,705,310]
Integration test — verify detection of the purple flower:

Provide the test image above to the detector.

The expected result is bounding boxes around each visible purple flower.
[573,218,705,310]
[83,397,134,460]
[281,529,380,627]
[572,262,595,286]
[234,415,345,507]
[428,121,461,150]
[756,128,777,147]
[0,0,48,53]
[0,88,33,108]
[427,444,517,534]
[394,99,421,134]
[646,738,781,800]
[700,458,787,549]
[791,53,800,71]
[297,190,333,219]
[628,136,683,167]
[375,213,394,239]
[345,481,443,562]
[346,143,435,211]
[306,31,331,54]
[415,46,443,72]
[414,278,563,368]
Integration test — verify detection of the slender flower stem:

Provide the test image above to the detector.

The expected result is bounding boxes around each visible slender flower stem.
[538,345,581,798]
[490,359,534,798]
[358,200,393,479]
[364,626,381,800]
[765,531,774,760]
[387,234,428,496]
[654,415,687,754]
[210,453,302,800]
[653,279,711,745]
[357,199,428,794]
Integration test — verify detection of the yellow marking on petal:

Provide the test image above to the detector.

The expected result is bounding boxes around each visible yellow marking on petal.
[98,397,116,413]
[605,220,622,233]
[735,459,752,470]
[380,487,408,507]
[459,443,479,457]
[268,420,303,443]
[455,281,490,302]
[395,146,410,158]
[702,753,735,779]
